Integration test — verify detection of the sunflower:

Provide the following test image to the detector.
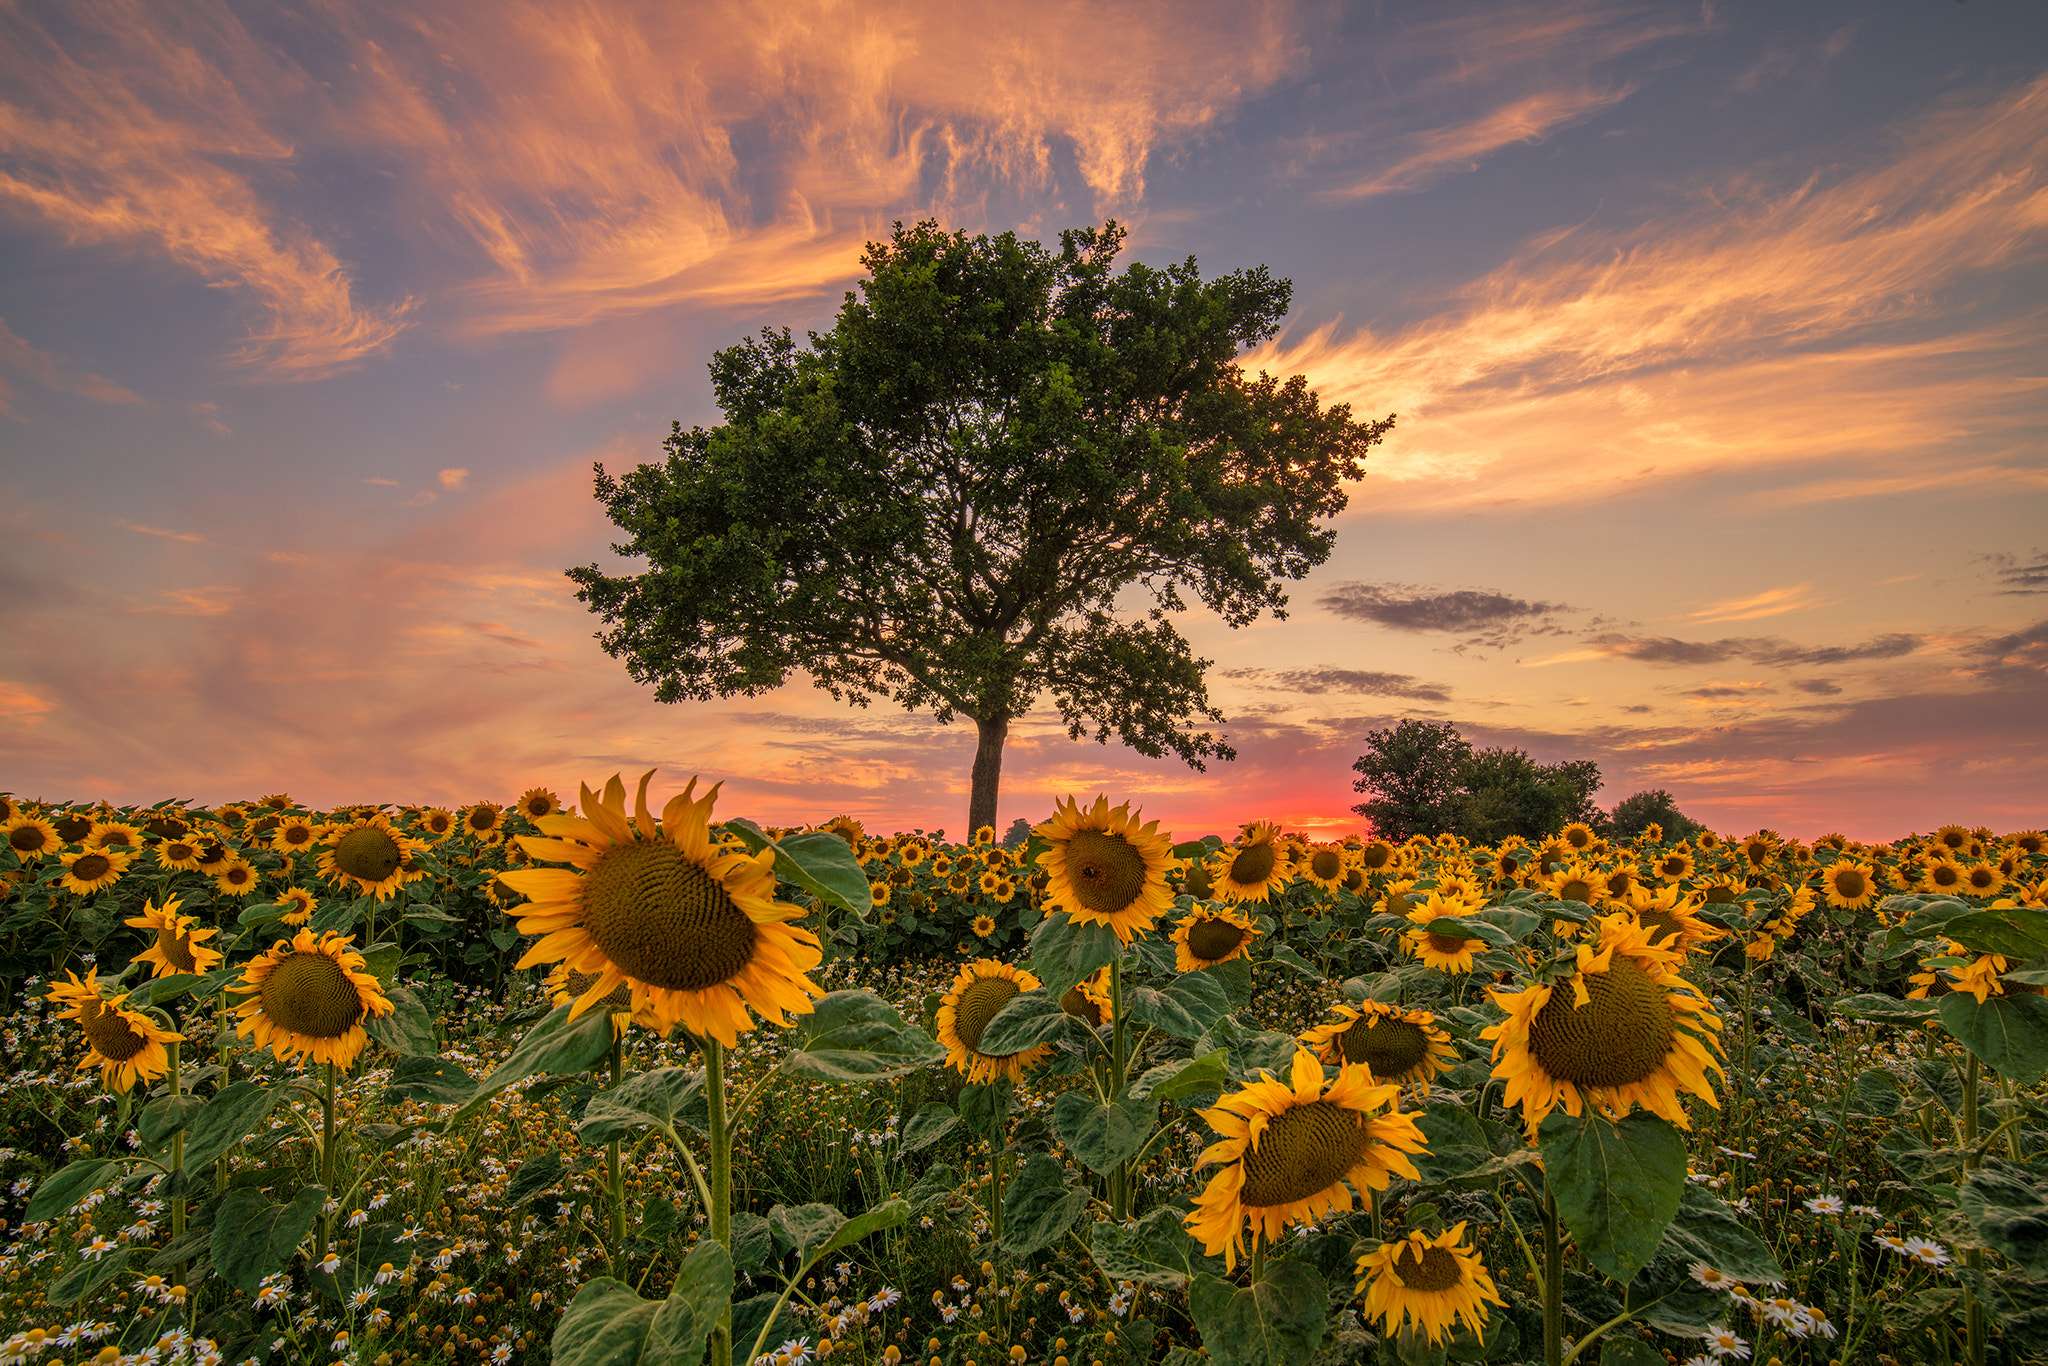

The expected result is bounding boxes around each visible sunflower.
[1621,885,1723,954]
[52,810,95,843]
[47,970,184,1094]
[1172,905,1260,971]
[1356,839,1399,874]
[56,847,132,895]
[1559,822,1598,854]
[898,838,930,868]
[85,820,144,851]
[973,824,997,846]
[991,877,1018,904]
[269,816,320,855]
[1060,969,1113,1027]
[2011,830,2046,857]
[2,814,59,860]
[1184,1047,1427,1270]
[1403,924,1487,974]
[212,859,259,897]
[972,914,998,938]
[1601,867,1638,900]
[1540,861,1603,908]
[1924,857,1967,894]
[1696,831,1722,852]
[1209,822,1290,904]
[0,794,16,824]
[1032,796,1179,943]
[229,929,394,1070]
[1178,858,1217,901]
[936,959,1052,1084]
[460,803,506,841]
[150,836,202,873]
[1697,873,1746,906]
[125,897,224,977]
[1300,1000,1455,1089]
[1933,824,1972,853]
[516,787,563,822]
[273,886,318,926]
[415,808,457,842]
[1356,1224,1505,1347]
[1964,863,2006,897]
[1653,849,1695,883]
[1483,914,1724,1135]
[1738,834,1777,871]
[501,772,823,1046]
[1490,845,1532,883]
[545,963,643,1038]
[1298,842,1350,893]
[1821,861,1879,910]
[1373,879,1423,920]
[317,814,422,901]
[190,840,233,874]
[1639,822,1665,845]
[818,816,865,853]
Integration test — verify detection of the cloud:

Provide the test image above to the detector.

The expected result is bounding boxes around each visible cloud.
[0,681,55,721]
[1558,631,1924,669]
[1325,86,1640,200]
[0,318,142,417]
[439,469,470,491]
[1982,551,2048,595]
[1223,666,1452,702]
[1970,618,2048,673]
[115,521,209,545]
[1319,582,1569,634]
[1681,682,1774,701]
[1789,678,1842,696]
[1249,71,2048,510]
[1676,583,1830,623]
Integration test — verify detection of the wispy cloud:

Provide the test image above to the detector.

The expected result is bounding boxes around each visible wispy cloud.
[1222,666,1452,702]
[1676,583,1830,623]
[115,520,209,545]
[1982,551,2048,596]
[1524,631,1924,669]
[0,318,142,417]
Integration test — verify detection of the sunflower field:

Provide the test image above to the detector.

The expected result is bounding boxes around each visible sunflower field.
[1,783,2046,1366]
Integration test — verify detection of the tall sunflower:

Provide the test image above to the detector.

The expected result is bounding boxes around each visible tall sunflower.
[1483,914,1725,1135]
[1032,796,1179,943]
[517,787,563,821]
[1356,1224,1505,1347]
[317,815,422,901]
[126,897,224,977]
[936,959,1052,1083]
[1209,822,1290,904]
[1185,1047,1427,1270]
[229,929,394,1070]
[461,803,506,841]
[1300,1000,1455,1090]
[1298,842,1351,893]
[415,808,458,842]
[1172,906,1260,971]
[500,772,823,1046]
[56,847,132,895]
[47,969,184,1093]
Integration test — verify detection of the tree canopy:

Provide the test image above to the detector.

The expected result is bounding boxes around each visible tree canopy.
[1349,720,1609,844]
[569,220,1394,833]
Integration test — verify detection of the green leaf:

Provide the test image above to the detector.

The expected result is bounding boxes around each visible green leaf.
[1914,905,2048,960]
[24,1159,119,1224]
[1475,906,1544,942]
[49,1247,137,1306]
[506,1151,566,1207]
[1538,1110,1688,1283]
[1940,990,2048,1084]
[1187,1261,1328,1366]
[899,1103,959,1153]
[138,973,204,1006]
[1088,1205,1220,1290]
[445,1003,617,1125]
[979,989,1088,1055]
[1835,993,1938,1026]
[580,1067,705,1144]
[1129,1049,1228,1103]
[1001,1153,1088,1258]
[360,943,403,982]
[1264,944,1323,980]
[1655,1186,1786,1285]
[1202,957,1254,1007]
[1155,970,1235,1035]
[138,1094,207,1152]
[211,1185,327,1296]
[785,991,944,1082]
[1025,909,1126,1000]
[179,1080,280,1173]
[724,821,873,919]
[1195,1016,1300,1084]
[1410,1101,1494,1185]
[769,1203,848,1261]
[1960,1165,2048,1271]
[1053,1090,1157,1174]
[729,1212,774,1273]
[1595,1340,1665,1366]
[1422,916,1512,948]
[814,1199,910,1261]
[959,1079,1014,1138]
[553,1239,734,1366]
[383,1056,477,1106]
[366,984,438,1055]
[731,1292,798,1366]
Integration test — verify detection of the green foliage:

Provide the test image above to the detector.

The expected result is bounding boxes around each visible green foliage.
[1349,719,1605,842]
[1539,1110,1689,1283]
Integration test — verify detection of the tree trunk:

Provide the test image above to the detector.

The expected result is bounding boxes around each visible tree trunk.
[968,713,1009,839]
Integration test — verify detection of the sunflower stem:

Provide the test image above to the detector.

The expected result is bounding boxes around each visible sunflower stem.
[1962,1051,1985,1366]
[316,1060,337,1270]
[1250,1227,1265,1285]
[608,1036,627,1263]
[168,1038,188,1327]
[1109,958,1128,1222]
[1541,1187,1563,1366]
[705,1036,733,1366]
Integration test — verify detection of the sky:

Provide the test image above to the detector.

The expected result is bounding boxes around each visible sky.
[2,0,2045,844]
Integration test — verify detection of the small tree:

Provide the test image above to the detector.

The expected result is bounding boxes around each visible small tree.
[1608,789,1703,842]
[570,220,1394,834]
[1000,817,1034,848]
[1349,720,1472,842]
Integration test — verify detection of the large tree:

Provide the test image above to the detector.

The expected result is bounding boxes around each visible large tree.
[569,221,1393,834]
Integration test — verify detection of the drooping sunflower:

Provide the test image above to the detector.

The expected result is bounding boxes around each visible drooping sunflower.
[47,969,184,1093]
[1300,1000,1455,1089]
[56,847,132,895]
[1172,905,1260,971]
[500,772,823,1046]
[273,886,318,925]
[228,928,394,1070]
[1209,822,1290,904]
[125,897,224,977]
[1821,861,1879,910]
[1355,1223,1505,1347]
[516,787,563,822]
[1032,796,1179,943]
[545,963,642,1038]
[268,816,321,855]
[1697,872,1746,906]
[317,814,422,901]
[2,814,59,860]
[1298,842,1351,893]
[1184,1047,1427,1270]
[1483,914,1725,1135]
[936,959,1052,1084]
[1621,885,1723,954]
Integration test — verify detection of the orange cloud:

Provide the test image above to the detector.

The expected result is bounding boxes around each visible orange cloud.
[438,469,470,491]
[1251,72,2048,510]
[1677,584,1829,624]
[1325,86,1640,200]
[0,318,142,417]
[0,681,55,722]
